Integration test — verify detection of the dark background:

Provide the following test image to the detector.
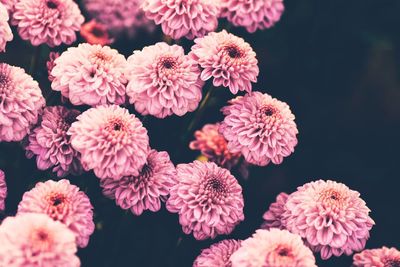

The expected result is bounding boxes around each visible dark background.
[1,0,399,266]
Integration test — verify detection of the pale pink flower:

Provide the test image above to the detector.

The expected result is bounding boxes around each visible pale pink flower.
[220,92,298,166]
[0,0,16,14]
[0,169,6,211]
[261,192,288,230]
[193,239,242,267]
[51,43,127,106]
[220,0,284,33]
[282,180,375,260]
[80,20,113,46]
[190,30,258,94]
[353,247,400,267]
[68,105,150,180]
[230,229,316,267]
[18,179,95,248]
[12,0,84,47]
[142,0,219,40]
[46,51,60,82]
[126,42,203,118]
[166,161,244,240]
[0,213,80,267]
[0,3,13,52]
[0,63,45,142]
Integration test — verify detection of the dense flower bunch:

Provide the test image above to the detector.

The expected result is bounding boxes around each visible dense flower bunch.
[193,239,242,267]
[0,3,12,52]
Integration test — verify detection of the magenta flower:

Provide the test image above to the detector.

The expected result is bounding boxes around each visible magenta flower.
[220,92,298,166]
[166,161,244,240]
[46,51,60,82]
[194,239,242,267]
[142,0,219,40]
[220,0,284,33]
[11,0,84,47]
[0,3,12,52]
[0,63,45,142]
[126,42,203,118]
[101,149,176,215]
[51,43,127,106]
[353,247,400,267]
[68,105,150,180]
[261,192,288,230]
[18,179,95,248]
[282,180,375,260]
[190,30,259,94]
[0,213,80,267]
[0,169,6,211]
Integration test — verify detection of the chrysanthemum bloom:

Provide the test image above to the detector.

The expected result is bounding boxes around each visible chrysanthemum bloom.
[11,0,84,47]
[190,30,258,94]
[0,0,16,14]
[126,42,203,118]
[220,92,298,166]
[0,3,13,53]
[25,106,82,177]
[46,51,60,82]
[166,161,244,240]
[18,179,95,248]
[230,229,316,267]
[281,180,375,260]
[193,239,242,267]
[101,149,176,215]
[0,63,45,142]
[190,123,241,169]
[261,192,288,230]
[0,169,6,211]
[353,247,400,267]
[0,213,80,267]
[51,43,127,106]
[142,0,219,40]
[220,0,284,33]
[80,20,113,46]
[68,105,150,180]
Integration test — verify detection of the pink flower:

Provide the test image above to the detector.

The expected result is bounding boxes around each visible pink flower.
[51,43,127,106]
[25,106,82,177]
[353,247,400,267]
[46,51,60,82]
[230,229,316,267]
[0,3,12,52]
[100,149,176,215]
[0,169,6,211]
[193,239,242,267]
[18,179,95,248]
[190,123,241,169]
[0,0,16,14]
[282,180,375,260]
[68,105,150,180]
[126,42,203,118]
[261,192,288,230]
[220,92,298,166]
[0,213,80,267]
[0,63,45,142]
[12,0,84,47]
[80,20,113,46]
[166,161,244,240]
[190,30,259,94]
[142,0,219,40]
[220,0,284,33]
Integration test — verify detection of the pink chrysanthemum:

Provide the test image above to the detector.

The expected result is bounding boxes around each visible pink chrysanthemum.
[166,161,244,240]
[46,51,60,82]
[68,105,150,180]
[220,0,284,33]
[0,169,6,211]
[190,123,241,169]
[80,20,113,46]
[51,43,127,106]
[282,180,375,260]
[0,63,45,142]
[0,213,80,267]
[190,30,259,94]
[11,0,84,47]
[126,42,203,118]
[142,0,219,40]
[0,3,12,53]
[261,192,288,230]
[193,239,242,267]
[100,149,176,215]
[0,0,16,14]
[18,179,95,248]
[25,106,82,177]
[220,92,298,166]
[353,247,400,267]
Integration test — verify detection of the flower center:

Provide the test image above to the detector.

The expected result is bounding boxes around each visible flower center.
[113,123,122,131]
[384,258,400,267]
[50,193,66,206]
[278,247,290,257]
[92,26,105,37]
[46,0,58,9]
[225,45,242,59]
[161,57,176,69]
[206,177,225,193]
[139,163,153,179]
[31,228,53,252]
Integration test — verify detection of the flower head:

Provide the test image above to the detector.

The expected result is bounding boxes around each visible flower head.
[166,161,244,240]
[0,3,13,52]
[68,105,150,180]
[261,192,288,230]
[126,42,203,118]
[353,247,400,267]
[80,20,113,46]
[12,0,84,47]
[190,30,258,94]
[0,63,45,142]
[220,92,298,166]
[194,239,242,267]
[18,179,95,248]
[0,169,6,211]
[51,43,127,106]
[46,52,60,82]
